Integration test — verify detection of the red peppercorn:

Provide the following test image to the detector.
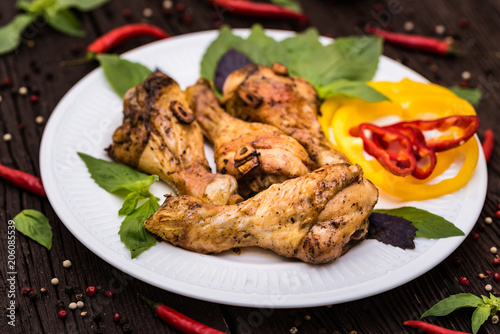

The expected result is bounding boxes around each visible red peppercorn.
[183,14,193,25]
[30,94,39,103]
[472,233,480,240]
[176,3,186,12]
[22,287,33,295]
[458,18,469,28]
[493,256,500,266]
[58,309,67,319]
[2,77,12,88]
[459,276,469,285]
[105,290,114,297]
[496,203,500,211]
[113,313,122,322]
[487,270,493,275]
[494,273,500,282]
[122,8,132,19]
[86,286,96,296]
[374,4,385,12]
[495,211,500,219]
[459,79,469,88]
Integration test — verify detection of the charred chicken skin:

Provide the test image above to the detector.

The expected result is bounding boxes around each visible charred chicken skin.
[186,78,315,197]
[145,163,379,264]
[107,70,242,205]
[221,63,349,168]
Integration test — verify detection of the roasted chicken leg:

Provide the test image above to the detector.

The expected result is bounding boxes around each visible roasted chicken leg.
[107,71,242,205]
[145,163,378,264]
[221,63,348,167]
[186,78,315,196]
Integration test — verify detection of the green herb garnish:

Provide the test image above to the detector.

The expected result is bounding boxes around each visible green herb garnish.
[0,0,110,55]
[422,293,500,334]
[201,24,388,103]
[13,210,53,250]
[374,207,464,239]
[78,152,159,258]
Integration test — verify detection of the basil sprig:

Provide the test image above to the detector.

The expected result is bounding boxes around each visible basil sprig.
[13,210,53,250]
[374,206,464,239]
[201,24,388,103]
[78,153,159,258]
[0,0,110,55]
[422,293,500,334]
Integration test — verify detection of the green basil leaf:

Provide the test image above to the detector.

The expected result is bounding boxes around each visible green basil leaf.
[119,192,148,216]
[448,86,483,106]
[16,0,36,12]
[119,198,159,258]
[471,305,492,334]
[374,207,464,238]
[238,24,279,66]
[0,14,34,55]
[200,25,244,81]
[317,36,383,85]
[43,7,85,37]
[270,0,302,12]
[278,28,322,72]
[78,152,159,196]
[13,210,52,250]
[421,293,484,318]
[318,80,390,102]
[96,54,152,97]
[56,0,111,11]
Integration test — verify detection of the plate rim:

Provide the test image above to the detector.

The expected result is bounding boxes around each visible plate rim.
[40,28,487,308]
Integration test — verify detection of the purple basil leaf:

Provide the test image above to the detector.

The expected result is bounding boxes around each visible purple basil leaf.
[214,49,253,92]
[368,212,417,249]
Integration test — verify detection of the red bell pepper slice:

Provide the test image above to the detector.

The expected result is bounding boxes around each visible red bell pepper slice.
[382,125,437,179]
[387,115,480,152]
[356,123,417,176]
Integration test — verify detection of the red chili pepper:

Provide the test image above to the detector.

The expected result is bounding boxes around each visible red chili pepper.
[354,123,417,176]
[482,128,494,162]
[139,294,225,334]
[394,116,480,152]
[61,24,170,66]
[210,0,309,25]
[404,320,470,334]
[365,25,455,56]
[0,163,46,197]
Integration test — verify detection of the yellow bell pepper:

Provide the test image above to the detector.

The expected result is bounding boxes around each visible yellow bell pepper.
[319,79,479,201]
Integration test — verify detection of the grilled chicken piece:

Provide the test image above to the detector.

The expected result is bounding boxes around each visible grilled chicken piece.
[186,78,315,197]
[145,163,378,264]
[107,71,242,205]
[221,63,349,168]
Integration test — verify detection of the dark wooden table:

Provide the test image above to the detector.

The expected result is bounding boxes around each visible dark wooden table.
[2,0,500,333]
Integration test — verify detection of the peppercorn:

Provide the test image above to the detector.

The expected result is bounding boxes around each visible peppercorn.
[493,256,500,266]
[69,302,77,310]
[3,133,12,142]
[81,311,88,317]
[113,313,122,322]
[176,3,186,12]
[458,18,469,28]
[143,7,153,18]
[495,211,500,219]
[22,287,33,295]
[62,260,72,268]
[495,273,500,282]
[486,284,493,292]
[77,301,84,309]
[472,233,480,240]
[18,86,28,95]
[86,286,96,296]
[453,256,463,265]
[58,309,67,319]
[105,290,114,297]
[122,8,132,19]
[29,291,38,300]
[56,300,65,309]
[75,293,84,301]
[92,312,103,322]
[479,273,486,279]
[459,276,469,285]
[40,287,48,295]
[122,323,132,333]
[492,247,498,254]
[485,217,493,224]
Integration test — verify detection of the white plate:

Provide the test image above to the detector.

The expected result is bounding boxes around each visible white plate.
[40,29,487,308]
